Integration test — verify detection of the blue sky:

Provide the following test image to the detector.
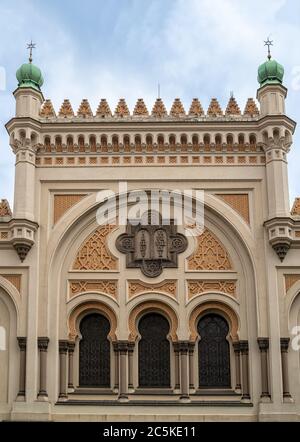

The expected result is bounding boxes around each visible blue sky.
[0,0,299,206]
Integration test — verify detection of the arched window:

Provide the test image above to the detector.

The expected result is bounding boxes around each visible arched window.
[138,313,170,387]
[198,314,231,388]
[79,313,111,387]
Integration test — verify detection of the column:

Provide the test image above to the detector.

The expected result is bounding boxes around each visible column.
[188,342,195,391]
[17,337,27,399]
[37,337,49,400]
[280,338,292,400]
[68,341,75,391]
[118,341,128,401]
[173,342,180,390]
[113,342,119,391]
[128,342,135,390]
[257,338,271,399]
[240,340,250,400]
[233,341,241,392]
[59,340,69,399]
[179,341,189,401]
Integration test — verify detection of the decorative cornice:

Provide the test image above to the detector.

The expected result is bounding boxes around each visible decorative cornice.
[17,337,27,350]
[280,337,290,352]
[59,340,69,354]
[239,340,249,354]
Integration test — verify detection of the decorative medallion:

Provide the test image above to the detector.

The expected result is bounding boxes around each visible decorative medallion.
[116,212,188,278]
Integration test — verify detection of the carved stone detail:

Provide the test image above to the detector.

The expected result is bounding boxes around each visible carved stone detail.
[272,242,291,262]
[216,193,250,224]
[116,214,188,278]
[73,224,118,271]
[187,228,232,270]
[133,99,149,116]
[128,300,178,342]
[188,98,204,116]
[291,198,300,216]
[68,301,117,341]
[115,99,130,117]
[58,99,74,117]
[96,99,112,117]
[207,98,223,116]
[151,98,167,117]
[243,98,259,116]
[0,199,12,217]
[53,194,86,224]
[40,99,56,117]
[77,99,93,117]
[128,280,177,299]
[189,301,239,342]
[225,96,241,115]
[170,98,185,117]
[69,280,118,299]
[2,274,21,292]
[187,280,236,299]
[284,274,300,293]
[13,243,32,262]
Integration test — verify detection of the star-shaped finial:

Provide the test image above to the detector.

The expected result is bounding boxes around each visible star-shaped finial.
[27,40,36,63]
[264,37,273,60]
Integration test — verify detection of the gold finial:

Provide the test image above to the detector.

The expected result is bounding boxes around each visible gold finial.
[264,37,273,60]
[27,40,36,63]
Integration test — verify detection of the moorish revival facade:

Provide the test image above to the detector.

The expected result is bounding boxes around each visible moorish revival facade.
[0,47,300,422]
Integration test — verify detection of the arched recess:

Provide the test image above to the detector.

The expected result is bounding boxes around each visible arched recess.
[189,301,239,342]
[128,300,178,342]
[138,313,171,388]
[68,301,117,342]
[0,285,18,404]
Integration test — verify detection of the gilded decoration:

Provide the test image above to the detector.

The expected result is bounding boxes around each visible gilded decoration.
[188,98,204,116]
[225,96,241,115]
[1,274,21,292]
[69,280,118,299]
[68,301,117,341]
[77,99,93,117]
[207,98,223,116]
[133,98,149,116]
[115,98,130,117]
[53,194,86,224]
[189,301,239,342]
[187,228,232,270]
[0,199,12,217]
[170,98,185,117]
[73,224,118,271]
[40,99,56,117]
[151,98,167,117]
[216,193,250,224]
[128,280,177,299]
[58,99,74,117]
[243,98,259,116]
[187,280,236,299]
[291,198,300,216]
[96,99,112,117]
[128,300,178,342]
[284,274,300,293]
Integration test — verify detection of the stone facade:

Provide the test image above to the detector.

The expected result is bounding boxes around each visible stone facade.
[0,54,300,422]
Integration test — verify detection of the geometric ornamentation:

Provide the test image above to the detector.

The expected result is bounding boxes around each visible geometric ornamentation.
[187,228,232,270]
[73,224,118,271]
[54,194,86,224]
[128,280,177,299]
[216,193,250,224]
[69,280,118,299]
[187,280,236,299]
[284,274,300,293]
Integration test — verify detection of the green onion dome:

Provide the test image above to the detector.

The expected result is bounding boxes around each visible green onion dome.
[257,58,284,87]
[16,62,44,91]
